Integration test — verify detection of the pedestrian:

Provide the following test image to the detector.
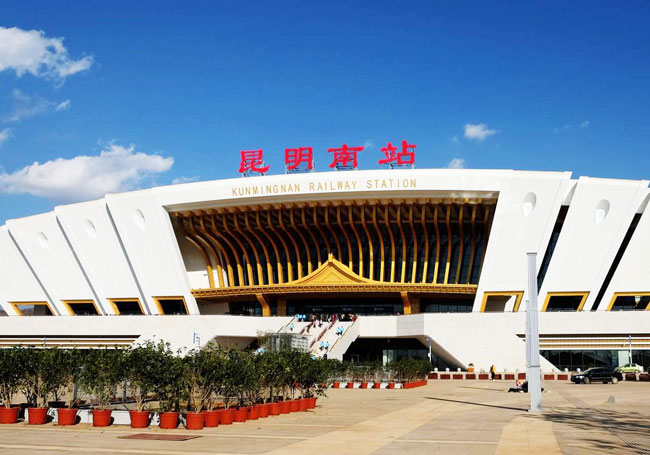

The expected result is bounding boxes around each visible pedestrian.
[490,364,496,380]
[289,323,294,331]
[320,341,324,351]
[325,341,330,351]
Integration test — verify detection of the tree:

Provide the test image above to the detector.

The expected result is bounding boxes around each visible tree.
[123,342,160,412]
[0,347,24,408]
[183,346,226,412]
[17,348,46,407]
[79,348,125,410]
[220,349,256,408]
[148,341,185,413]
[42,349,81,407]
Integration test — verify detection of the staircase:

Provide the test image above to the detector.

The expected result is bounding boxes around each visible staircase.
[310,319,359,360]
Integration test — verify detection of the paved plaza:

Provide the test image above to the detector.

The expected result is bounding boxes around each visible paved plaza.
[0,380,649,455]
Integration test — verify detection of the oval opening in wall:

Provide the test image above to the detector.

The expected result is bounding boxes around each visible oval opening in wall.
[84,219,97,238]
[522,192,537,217]
[133,209,146,230]
[36,231,50,249]
[595,200,610,224]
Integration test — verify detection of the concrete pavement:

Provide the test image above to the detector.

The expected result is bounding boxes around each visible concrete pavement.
[0,380,648,455]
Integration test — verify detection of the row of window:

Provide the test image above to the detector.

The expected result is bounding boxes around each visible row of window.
[481,291,650,312]
[5,298,189,316]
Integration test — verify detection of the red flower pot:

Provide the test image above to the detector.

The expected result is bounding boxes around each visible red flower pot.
[28,407,48,425]
[220,409,235,425]
[280,401,291,414]
[308,397,317,409]
[290,400,300,412]
[185,412,205,430]
[247,407,259,420]
[159,411,179,429]
[204,410,220,427]
[270,402,281,416]
[332,381,340,389]
[373,382,381,389]
[360,382,368,389]
[234,407,248,422]
[257,403,270,418]
[57,408,78,426]
[387,382,395,389]
[0,406,19,424]
[92,409,112,427]
[346,382,354,389]
[298,398,308,411]
[129,410,150,428]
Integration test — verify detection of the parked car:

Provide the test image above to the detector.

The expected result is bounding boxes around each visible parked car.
[616,363,643,373]
[571,368,623,384]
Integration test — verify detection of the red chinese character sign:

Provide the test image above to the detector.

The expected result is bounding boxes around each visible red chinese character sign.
[237,139,417,175]
[378,140,416,168]
[238,149,270,175]
[285,147,314,172]
[328,144,364,170]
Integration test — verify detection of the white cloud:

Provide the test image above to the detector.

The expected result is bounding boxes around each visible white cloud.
[5,90,70,122]
[447,158,466,169]
[451,135,458,143]
[0,128,12,147]
[363,141,373,150]
[0,143,174,202]
[581,120,590,128]
[0,26,93,80]
[55,99,71,111]
[464,123,498,141]
[172,176,199,185]
[553,124,572,133]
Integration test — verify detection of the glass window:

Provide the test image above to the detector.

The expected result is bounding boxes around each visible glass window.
[483,295,510,312]
[66,301,98,315]
[13,303,53,316]
[157,298,188,315]
[610,295,650,311]
[113,300,144,315]
[545,294,584,312]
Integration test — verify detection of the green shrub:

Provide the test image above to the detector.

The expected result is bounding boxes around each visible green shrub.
[0,347,24,408]
[79,348,126,410]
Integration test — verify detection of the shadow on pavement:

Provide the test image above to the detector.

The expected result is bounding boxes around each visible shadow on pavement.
[541,406,650,454]
[424,396,528,412]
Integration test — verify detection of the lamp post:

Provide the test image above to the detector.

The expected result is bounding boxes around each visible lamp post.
[628,335,633,364]
[526,252,542,412]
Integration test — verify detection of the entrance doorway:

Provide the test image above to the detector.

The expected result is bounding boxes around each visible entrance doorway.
[287,297,403,316]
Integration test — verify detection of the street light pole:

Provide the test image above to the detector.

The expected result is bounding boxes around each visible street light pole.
[628,335,633,364]
[526,252,542,412]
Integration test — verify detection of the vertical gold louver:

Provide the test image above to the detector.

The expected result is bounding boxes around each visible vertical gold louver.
[174,201,494,289]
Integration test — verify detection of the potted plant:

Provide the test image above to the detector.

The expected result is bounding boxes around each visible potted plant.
[123,342,160,428]
[149,342,185,429]
[201,346,226,427]
[0,347,23,424]
[255,350,283,416]
[18,348,50,425]
[371,361,384,389]
[43,349,81,426]
[79,348,125,427]
[386,360,399,389]
[346,362,355,389]
[183,348,223,430]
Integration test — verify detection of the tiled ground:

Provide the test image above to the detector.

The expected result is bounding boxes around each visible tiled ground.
[0,380,648,455]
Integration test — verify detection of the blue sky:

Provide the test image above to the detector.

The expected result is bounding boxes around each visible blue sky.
[0,1,649,222]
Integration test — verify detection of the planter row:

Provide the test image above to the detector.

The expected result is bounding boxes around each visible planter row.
[0,398,318,429]
[429,372,528,380]
[429,372,650,381]
[330,381,427,389]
